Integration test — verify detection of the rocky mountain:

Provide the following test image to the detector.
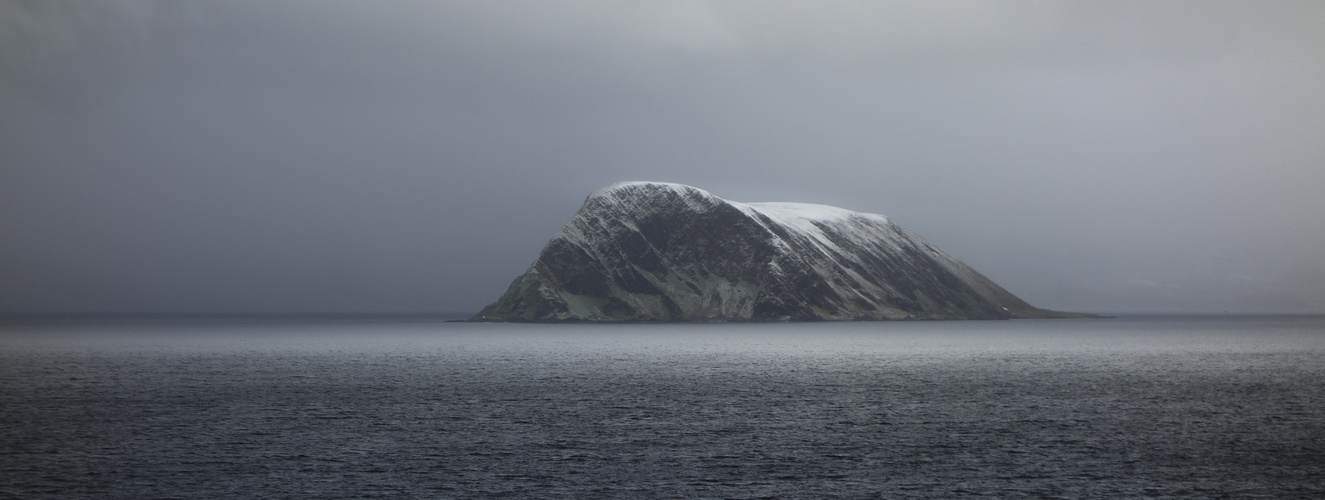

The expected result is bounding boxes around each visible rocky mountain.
[473,182,1085,322]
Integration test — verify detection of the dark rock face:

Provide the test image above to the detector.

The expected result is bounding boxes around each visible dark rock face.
[474,182,1079,322]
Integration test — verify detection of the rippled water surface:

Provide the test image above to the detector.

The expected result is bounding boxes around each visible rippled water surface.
[3,316,1324,498]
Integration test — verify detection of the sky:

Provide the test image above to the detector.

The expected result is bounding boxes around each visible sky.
[2,0,1323,315]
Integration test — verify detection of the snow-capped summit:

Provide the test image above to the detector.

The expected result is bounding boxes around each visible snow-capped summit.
[473,182,1080,321]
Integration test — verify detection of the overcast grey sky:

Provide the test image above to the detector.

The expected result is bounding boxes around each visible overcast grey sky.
[2,0,1322,315]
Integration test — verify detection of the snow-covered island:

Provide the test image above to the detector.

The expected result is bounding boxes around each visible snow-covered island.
[472,182,1090,322]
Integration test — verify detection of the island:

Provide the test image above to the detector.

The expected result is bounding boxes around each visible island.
[473,182,1090,322]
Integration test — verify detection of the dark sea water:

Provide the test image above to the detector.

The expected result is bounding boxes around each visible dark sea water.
[2,316,1323,499]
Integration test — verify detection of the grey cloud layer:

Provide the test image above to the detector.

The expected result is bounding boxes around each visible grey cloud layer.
[2,1,1322,313]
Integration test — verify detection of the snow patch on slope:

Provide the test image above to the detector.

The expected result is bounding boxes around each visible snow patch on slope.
[745,201,885,225]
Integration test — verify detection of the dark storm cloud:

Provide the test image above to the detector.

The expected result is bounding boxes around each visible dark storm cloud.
[2,1,1323,314]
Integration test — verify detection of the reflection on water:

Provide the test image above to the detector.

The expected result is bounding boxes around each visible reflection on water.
[2,316,1323,498]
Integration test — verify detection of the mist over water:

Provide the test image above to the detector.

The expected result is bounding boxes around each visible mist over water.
[3,317,1323,498]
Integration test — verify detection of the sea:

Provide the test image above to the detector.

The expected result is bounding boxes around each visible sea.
[2,315,1322,499]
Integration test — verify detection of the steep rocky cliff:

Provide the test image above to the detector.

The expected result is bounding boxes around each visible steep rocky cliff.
[474,182,1080,322]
